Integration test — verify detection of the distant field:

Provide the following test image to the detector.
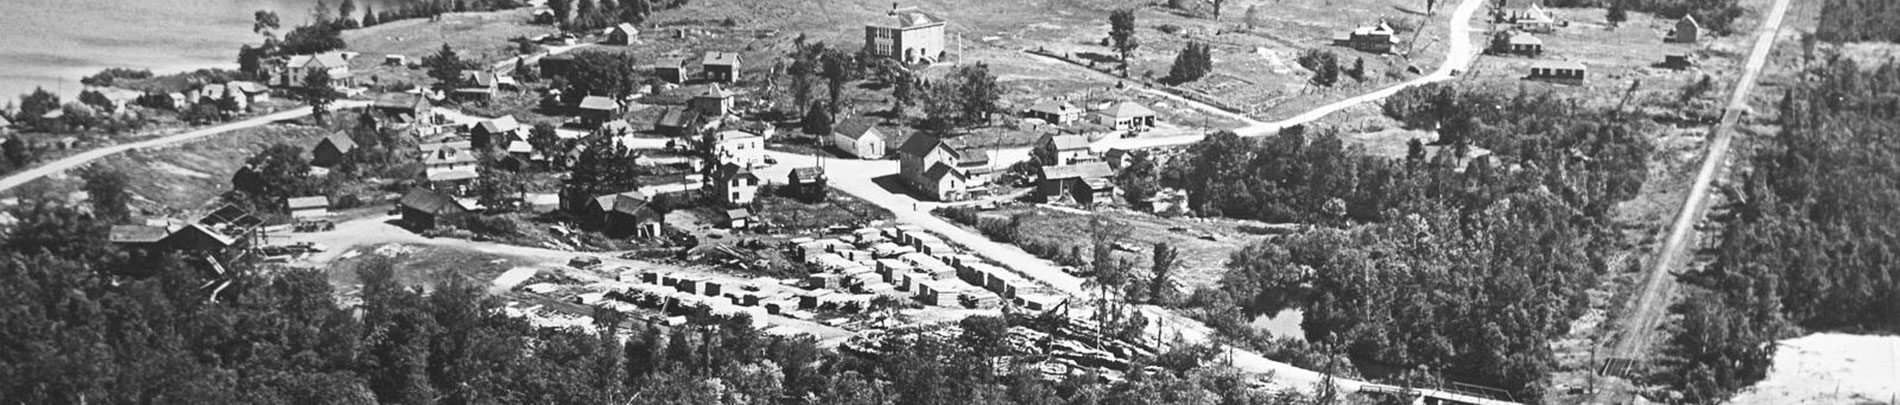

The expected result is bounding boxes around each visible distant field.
[970,205,1271,291]
[1460,7,1745,108]
[343,8,556,72]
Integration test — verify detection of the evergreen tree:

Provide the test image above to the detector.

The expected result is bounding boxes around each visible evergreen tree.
[425,43,469,90]
[1109,9,1140,62]
[802,101,833,136]
[80,167,132,223]
[1607,0,1628,27]
[362,4,379,26]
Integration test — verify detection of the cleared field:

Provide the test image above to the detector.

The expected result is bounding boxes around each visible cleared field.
[1459,7,1747,109]
[965,205,1276,292]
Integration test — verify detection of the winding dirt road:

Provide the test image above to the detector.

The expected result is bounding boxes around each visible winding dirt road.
[0,101,369,193]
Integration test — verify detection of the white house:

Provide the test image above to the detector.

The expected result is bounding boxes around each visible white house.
[830,119,888,159]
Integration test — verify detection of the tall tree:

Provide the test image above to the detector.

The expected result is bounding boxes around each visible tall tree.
[304,69,340,124]
[362,4,379,26]
[1109,9,1140,63]
[1149,242,1179,304]
[802,101,833,136]
[1606,0,1628,27]
[80,166,132,223]
[425,43,469,90]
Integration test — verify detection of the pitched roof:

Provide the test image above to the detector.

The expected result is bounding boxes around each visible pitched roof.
[1041,162,1114,180]
[164,223,236,249]
[478,115,521,134]
[923,162,966,181]
[897,133,951,157]
[400,188,467,214]
[461,70,500,87]
[711,130,761,143]
[890,7,945,29]
[654,57,687,69]
[285,196,331,210]
[789,166,826,182]
[424,147,478,165]
[656,107,701,128]
[724,208,752,220]
[1098,101,1156,119]
[1039,133,1089,151]
[610,195,657,218]
[288,52,349,69]
[694,83,735,99]
[427,168,479,182]
[702,52,741,66]
[578,96,619,111]
[373,92,429,111]
[318,131,357,153]
[710,162,760,182]
[507,141,535,154]
[109,225,170,243]
[612,23,639,35]
[832,119,885,141]
[1029,99,1081,115]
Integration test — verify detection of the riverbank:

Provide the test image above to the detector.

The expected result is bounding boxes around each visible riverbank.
[1728,333,1900,405]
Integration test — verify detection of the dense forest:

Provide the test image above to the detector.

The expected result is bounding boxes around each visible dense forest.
[1163,83,1655,398]
[1815,0,1900,43]
[1655,57,1900,402]
[1,197,1323,404]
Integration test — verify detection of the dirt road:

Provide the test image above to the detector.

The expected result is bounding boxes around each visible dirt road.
[0,100,370,193]
[1606,0,1795,359]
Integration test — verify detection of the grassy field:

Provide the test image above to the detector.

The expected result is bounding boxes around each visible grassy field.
[963,205,1279,291]
[6,116,344,218]
[343,8,556,67]
[1459,7,1749,110]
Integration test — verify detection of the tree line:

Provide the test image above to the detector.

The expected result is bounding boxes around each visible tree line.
[1,196,1340,404]
[1654,56,1900,403]
[1157,83,1656,398]
[1536,0,1748,34]
[1816,0,1900,43]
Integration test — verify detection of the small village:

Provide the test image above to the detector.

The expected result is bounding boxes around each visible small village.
[3,0,1879,404]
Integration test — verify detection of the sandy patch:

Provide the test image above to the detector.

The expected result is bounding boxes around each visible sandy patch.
[1728,333,1900,405]
[490,267,540,294]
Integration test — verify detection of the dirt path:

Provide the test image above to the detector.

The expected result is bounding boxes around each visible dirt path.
[0,100,371,193]
[1605,0,1794,360]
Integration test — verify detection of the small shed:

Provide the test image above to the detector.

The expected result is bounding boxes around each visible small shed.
[722,208,752,229]
[285,196,332,220]
[606,23,640,46]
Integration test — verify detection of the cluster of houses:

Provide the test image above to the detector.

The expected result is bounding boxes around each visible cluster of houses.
[1485,1,1711,83]
[793,224,1068,310]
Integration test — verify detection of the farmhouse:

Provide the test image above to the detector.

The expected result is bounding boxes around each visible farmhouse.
[285,196,331,220]
[422,145,480,188]
[865,4,948,64]
[1335,21,1400,53]
[898,134,975,201]
[399,188,472,229]
[706,162,761,207]
[654,106,708,136]
[702,52,742,83]
[1671,15,1702,43]
[310,131,357,167]
[709,130,766,168]
[471,115,523,149]
[654,57,687,83]
[689,83,736,117]
[1094,101,1157,130]
[577,95,622,125]
[1025,99,1083,125]
[1499,4,1556,32]
[271,52,353,88]
[1035,133,1092,166]
[830,119,888,159]
[1503,32,1544,56]
[1038,162,1116,208]
[606,23,640,45]
[1527,60,1588,82]
[596,192,662,238]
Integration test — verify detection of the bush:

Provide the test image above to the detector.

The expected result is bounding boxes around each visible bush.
[81,68,155,87]
[466,215,521,236]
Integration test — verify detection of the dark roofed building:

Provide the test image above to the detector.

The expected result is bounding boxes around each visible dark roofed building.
[654,106,706,136]
[702,52,742,83]
[1038,162,1116,207]
[605,194,662,238]
[372,92,432,118]
[1025,99,1083,124]
[399,188,471,229]
[312,131,357,167]
[578,96,622,125]
[655,57,688,83]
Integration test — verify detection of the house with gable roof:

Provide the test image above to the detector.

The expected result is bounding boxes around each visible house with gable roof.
[271,52,354,88]
[311,131,357,167]
[829,119,888,159]
[702,52,742,83]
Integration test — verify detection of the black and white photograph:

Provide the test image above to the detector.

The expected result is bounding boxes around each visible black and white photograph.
[0,0,1891,403]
